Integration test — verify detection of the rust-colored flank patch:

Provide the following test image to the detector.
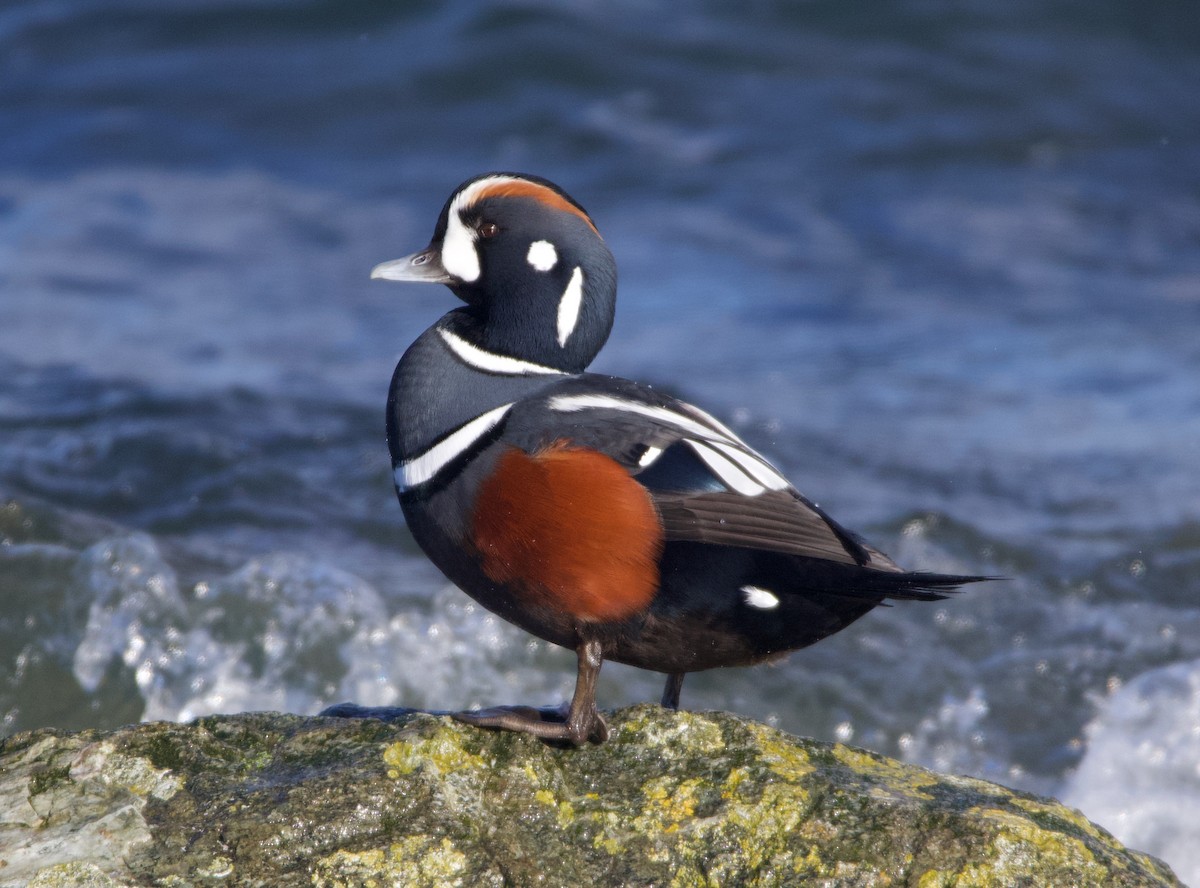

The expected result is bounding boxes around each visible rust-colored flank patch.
[471,180,599,234]
[471,442,662,623]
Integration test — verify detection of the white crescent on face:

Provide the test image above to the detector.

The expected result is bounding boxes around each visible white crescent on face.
[557,267,584,347]
[440,175,532,284]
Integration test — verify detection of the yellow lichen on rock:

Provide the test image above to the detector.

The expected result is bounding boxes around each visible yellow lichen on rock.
[0,710,1182,888]
[26,861,130,888]
[831,742,939,801]
[533,787,576,827]
[1009,795,1107,841]
[916,806,1112,887]
[615,707,726,755]
[635,775,703,833]
[312,836,471,888]
[743,721,815,784]
[975,807,1108,883]
[382,725,487,778]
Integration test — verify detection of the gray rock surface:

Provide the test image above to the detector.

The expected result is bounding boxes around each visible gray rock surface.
[0,706,1180,887]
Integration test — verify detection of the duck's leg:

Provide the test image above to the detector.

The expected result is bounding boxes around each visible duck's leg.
[661,672,685,710]
[453,639,608,745]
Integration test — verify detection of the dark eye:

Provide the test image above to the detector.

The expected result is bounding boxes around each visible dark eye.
[478,222,500,239]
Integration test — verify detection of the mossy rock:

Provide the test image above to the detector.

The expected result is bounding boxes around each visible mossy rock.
[0,706,1180,887]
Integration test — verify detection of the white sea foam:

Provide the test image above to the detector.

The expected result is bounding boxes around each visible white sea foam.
[1062,660,1200,887]
[72,534,191,703]
[67,533,576,724]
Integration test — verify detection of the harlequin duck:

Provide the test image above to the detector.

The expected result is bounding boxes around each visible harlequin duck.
[372,173,987,745]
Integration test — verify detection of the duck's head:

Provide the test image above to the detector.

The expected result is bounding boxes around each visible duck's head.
[373,173,617,373]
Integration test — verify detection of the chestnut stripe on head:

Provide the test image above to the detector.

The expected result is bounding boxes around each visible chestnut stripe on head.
[468,178,599,234]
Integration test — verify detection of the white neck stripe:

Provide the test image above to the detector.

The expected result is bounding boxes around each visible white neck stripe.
[396,403,513,491]
[439,328,566,376]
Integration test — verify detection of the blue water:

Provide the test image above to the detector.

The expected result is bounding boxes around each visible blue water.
[2,0,1199,878]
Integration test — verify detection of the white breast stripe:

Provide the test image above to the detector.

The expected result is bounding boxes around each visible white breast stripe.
[396,403,513,491]
[547,394,736,443]
[686,440,765,497]
[438,328,566,376]
[708,441,790,491]
[557,266,584,347]
[741,585,781,610]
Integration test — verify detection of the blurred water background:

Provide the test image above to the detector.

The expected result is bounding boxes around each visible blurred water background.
[2,0,1199,879]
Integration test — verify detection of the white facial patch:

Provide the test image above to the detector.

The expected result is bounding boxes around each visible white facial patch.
[741,585,781,610]
[441,212,480,282]
[556,266,584,347]
[439,174,530,283]
[526,240,558,272]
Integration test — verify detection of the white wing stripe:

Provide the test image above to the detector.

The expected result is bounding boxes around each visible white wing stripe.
[708,440,790,491]
[547,393,790,494]
[678,403,741,441]
[547,394,736,443]
[686,440,766,497]
[396,403,513,491]
[439,328,566,376]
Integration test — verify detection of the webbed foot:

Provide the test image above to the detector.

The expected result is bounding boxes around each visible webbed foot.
[453,703,608,745]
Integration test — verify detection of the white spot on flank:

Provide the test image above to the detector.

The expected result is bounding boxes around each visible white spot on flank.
[556,266,584,347]
[741,585,780,610]
[526,240,558,272]
[395,403,513,490]
[438,328,565,376]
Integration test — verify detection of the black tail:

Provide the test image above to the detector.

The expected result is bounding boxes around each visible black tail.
[870,570,999,602]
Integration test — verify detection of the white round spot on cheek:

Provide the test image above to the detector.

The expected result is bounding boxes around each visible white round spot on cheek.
[526,240,558,272]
